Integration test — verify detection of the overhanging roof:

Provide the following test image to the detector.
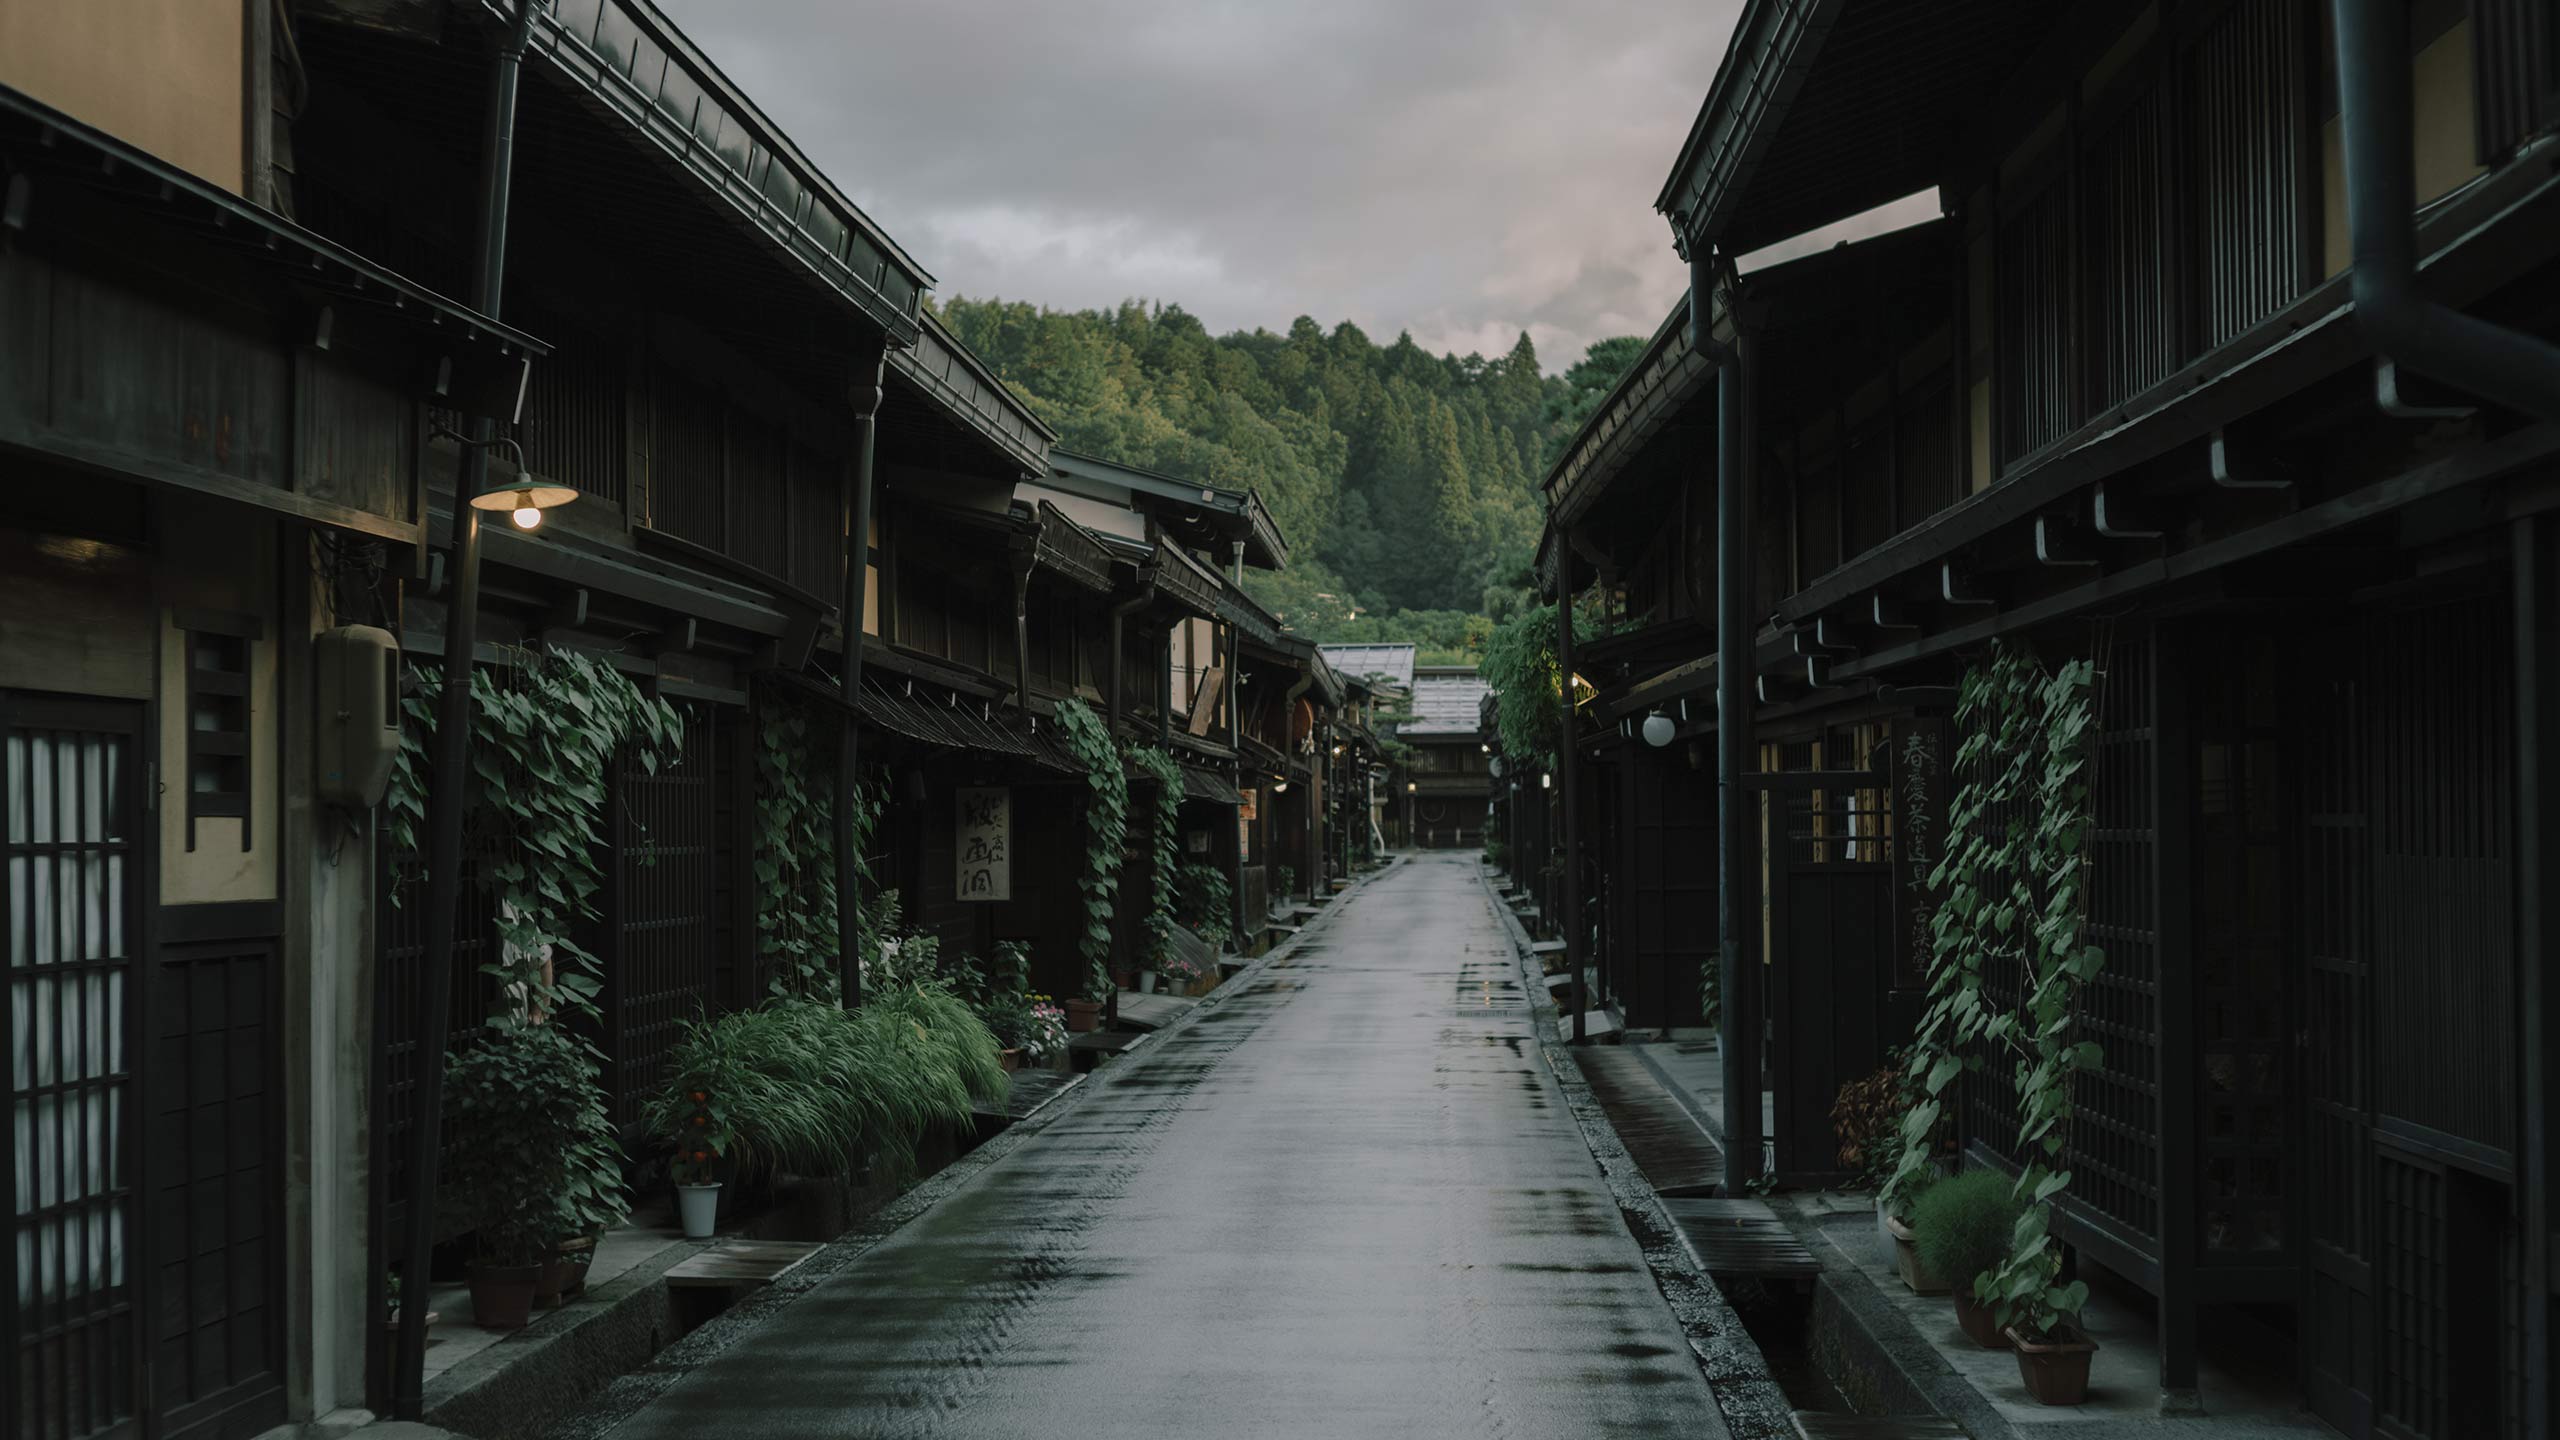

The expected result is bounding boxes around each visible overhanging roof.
[1657,0,2068,255]
[1048,451,1288,570]
[0,84,546,395]
[516,0,931,340]
[1152,532,1228,620]
[1543,299,1716,530]
[1027,500,1115,594]
[892,312,1056,479]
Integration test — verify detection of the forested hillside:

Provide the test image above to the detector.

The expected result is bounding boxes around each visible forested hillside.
[937,297,1641,657]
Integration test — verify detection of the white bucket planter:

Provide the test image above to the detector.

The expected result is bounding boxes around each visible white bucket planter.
[1136,972,1159,994]
[676,1182,721,1240]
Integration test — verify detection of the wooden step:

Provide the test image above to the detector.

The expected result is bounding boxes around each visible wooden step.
[1661,1196,1821,1280]
[664,1239,820,1289]
[1576,1048,1724,1195]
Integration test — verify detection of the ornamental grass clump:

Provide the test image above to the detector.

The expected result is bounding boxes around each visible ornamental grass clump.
[650,986,1007,1191]
[1912,1168,2023,1296]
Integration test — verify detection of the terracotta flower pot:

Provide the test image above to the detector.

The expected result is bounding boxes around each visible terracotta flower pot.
[1063,999,1101,1033]
[557,1234,598,1300]
[1884,1213,1948,1295]
[532,1254,573,1309]
[999,1047,1025,1073]
[2007,1324,2098,1405]
[468,1263,541,1331]
[1954,1289,2009,1349]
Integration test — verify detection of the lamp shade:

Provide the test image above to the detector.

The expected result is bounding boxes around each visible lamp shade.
[1642,711,1676,748]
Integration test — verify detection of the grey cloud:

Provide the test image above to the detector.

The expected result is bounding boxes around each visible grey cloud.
[655,0,1740,368]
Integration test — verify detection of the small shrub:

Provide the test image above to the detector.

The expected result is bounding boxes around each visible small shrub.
[441,1024,623,1264]
[1830,1061,1906,1188]
[1175,862,1233,941]
[1911,1168,2023,1293]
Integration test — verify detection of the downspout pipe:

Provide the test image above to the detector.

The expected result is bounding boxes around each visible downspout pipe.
[836,335,888,1011]
[397,0,534,1413]
[1557,526,1588,1044]
[2333,0,2560,422]
[1696,248,1764,1193]
[1227,541,1245,940]
[1009,544,1034,704]
[1106,567,1156,1013]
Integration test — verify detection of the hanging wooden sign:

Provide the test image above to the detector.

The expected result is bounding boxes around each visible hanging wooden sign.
[956,786,1011,902]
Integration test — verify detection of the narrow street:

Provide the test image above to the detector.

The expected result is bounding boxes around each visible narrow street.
[589,853,1726,1439]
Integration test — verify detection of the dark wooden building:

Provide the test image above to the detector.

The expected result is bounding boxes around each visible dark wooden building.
[1535,0,2560,1431]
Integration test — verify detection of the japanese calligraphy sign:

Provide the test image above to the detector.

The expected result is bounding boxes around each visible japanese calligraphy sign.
[956,786,1011,902]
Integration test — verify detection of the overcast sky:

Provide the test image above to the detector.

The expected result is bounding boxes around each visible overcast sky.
[654,0,1743,371]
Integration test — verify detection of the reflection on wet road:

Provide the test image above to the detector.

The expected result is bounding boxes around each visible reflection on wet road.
[596,854,1728,1439]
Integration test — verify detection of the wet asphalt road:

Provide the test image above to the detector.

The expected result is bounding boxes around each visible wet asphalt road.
[597,854,1729,1439]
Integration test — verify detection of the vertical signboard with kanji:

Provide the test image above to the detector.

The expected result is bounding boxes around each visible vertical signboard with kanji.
[957,786,1011,901]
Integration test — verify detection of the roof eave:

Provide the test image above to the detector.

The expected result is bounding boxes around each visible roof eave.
[1654,0,1848,253]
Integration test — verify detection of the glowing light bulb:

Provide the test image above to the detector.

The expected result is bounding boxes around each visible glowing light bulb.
[512,505,542,530]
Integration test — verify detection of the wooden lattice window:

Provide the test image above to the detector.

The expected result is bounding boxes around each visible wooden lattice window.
[2083,83,2182,413]
[1995,182,2075,465]
[2187,0,2310,349]
[178,608,261,851]
[2076,627,2162,1247]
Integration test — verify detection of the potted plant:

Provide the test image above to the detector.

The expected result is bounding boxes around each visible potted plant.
[545,1114,626,1304]
[1876,1166,1946,1295]
[1911,1169,2021,1348]
[440,1024,609,1330]
[1158,948,1209,997]
[648,1019,748,1241]
[1991,1205,2099,1404]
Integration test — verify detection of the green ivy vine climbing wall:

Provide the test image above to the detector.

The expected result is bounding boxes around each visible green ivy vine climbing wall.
[1886,638,2105,1341]
[1125,745,1183,970]
[1052,699,1128,1001]
[387,646,684,1027]
[752,693,880,1001]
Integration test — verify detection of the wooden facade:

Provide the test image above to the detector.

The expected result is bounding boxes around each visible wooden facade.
[1540,0,2560,1431]
[0,0,1327,1434]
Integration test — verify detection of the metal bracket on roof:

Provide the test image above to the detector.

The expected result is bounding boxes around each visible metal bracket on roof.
[2207,429,2293,490]
[2092,483,2162,540]
[2034,517,2098,567]
[1941,564,1996,608]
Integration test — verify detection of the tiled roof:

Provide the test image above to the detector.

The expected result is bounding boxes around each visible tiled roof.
[1401,668,1489,736]
[1316,643,1417,690]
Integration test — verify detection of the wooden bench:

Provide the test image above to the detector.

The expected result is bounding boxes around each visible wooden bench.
[664,1239,820,1290]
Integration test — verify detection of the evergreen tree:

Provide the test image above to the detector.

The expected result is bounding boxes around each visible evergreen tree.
[933,295,1644,654]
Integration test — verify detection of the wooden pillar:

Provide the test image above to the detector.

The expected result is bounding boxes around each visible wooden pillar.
[1559,531,1588,1043]
[2518,516,2558,1440]
[2153,624,2201,1410]
[1717,315,1764,1190]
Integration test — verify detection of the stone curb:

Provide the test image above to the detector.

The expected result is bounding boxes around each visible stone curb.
[1473,866,1797,1440]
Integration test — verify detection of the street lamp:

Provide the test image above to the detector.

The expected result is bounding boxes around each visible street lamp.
[434,427,580,531]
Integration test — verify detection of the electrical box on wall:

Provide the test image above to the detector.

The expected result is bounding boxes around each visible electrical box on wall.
[315,625,400,808]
